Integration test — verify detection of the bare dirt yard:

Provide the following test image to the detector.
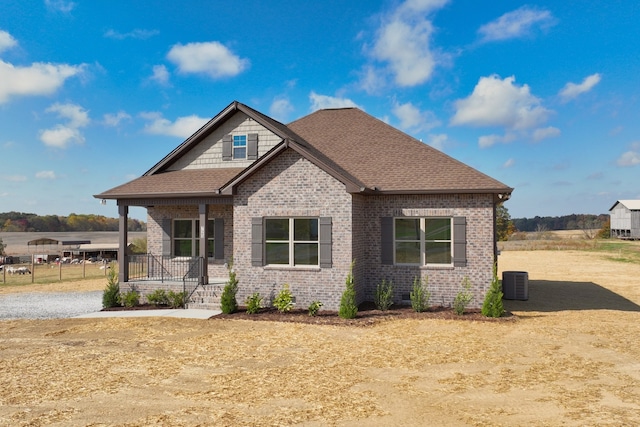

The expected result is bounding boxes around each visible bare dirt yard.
[1,249,639,426]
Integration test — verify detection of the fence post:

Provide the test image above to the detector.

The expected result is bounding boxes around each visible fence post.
[59,259,62,281]
[31,254,35,284]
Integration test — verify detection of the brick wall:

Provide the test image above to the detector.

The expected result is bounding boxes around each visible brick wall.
[233,149,354,310]
[356,194,496,309]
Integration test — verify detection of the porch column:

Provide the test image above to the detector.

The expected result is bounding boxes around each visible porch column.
[199,203,209,284]
[118,204,129,283]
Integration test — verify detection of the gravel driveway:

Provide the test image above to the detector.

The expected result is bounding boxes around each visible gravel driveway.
[0,291,102,320]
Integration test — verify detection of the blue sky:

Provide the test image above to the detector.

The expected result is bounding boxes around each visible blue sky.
[1,0,639,221]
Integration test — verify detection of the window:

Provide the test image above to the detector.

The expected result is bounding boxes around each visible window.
[265,218,319,266]
[394,218,452,265]
[173,219,215,258]
[233,135,247,159]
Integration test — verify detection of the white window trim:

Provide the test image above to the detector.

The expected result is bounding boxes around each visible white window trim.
[232,134,247,160]
[172,219,215,258]
[393,217,453,267]
[265,217,319,267]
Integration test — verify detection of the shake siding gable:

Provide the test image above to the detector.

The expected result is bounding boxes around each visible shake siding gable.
[168,112,282,171]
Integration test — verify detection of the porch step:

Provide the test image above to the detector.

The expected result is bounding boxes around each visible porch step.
[187,285,222,310]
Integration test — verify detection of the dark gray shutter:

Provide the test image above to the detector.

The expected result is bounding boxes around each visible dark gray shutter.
[453,216,467,267]
[381,217,394,265]
[319,217,332,268]
[251,217,263,266]
[214,218,224,260]
[247,133,258,160]
[161,219,171,257]
[222,134,232,161]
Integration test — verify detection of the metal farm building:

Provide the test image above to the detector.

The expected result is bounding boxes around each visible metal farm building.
[609,200,640,239]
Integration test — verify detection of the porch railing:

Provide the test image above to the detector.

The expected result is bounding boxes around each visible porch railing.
[128,254,203,285]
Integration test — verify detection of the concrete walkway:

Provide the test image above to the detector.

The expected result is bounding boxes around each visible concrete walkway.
[75,309,221,319]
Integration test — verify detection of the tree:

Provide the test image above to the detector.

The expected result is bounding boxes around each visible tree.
[496,203,516,241]
[0,237,6,256]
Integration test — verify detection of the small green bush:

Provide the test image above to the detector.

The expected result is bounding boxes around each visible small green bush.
[273,284,294,313]
[308,300,323,317]
[120,290,140,308]
[245,292,262,314]
[339,261,358,319]
[220,262,239,314]
[374,279,394,311]
[453,276,473,315]
[147,289,170,306]
[410,276,431,313]
[482,263,504,318]
[167,290,187,309]
[102,268,121,308]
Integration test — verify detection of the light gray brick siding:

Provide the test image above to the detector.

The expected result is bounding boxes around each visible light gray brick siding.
[140,151,496,311]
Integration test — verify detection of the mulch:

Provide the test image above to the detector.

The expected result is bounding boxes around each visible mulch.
[103,301,516,326]
[214,302,516,326]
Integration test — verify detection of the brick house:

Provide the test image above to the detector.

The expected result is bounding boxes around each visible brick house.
[96,101,513,310]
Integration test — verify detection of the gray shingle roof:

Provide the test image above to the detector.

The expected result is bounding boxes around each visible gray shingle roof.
[96,102,512,200]
[287,108,511,193]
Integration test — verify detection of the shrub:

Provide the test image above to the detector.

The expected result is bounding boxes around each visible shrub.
[410,276,431,313]
[120,289,140,308]
[308,300,323,317]
[339,261,358,319]
[273,284,294,313]
[482,263,504,318]
[220,262,239,314]
[147,289,170,306]
[453,276,474,315]
[167,290,187,309]
[374,279,394,311]
[245,292,262,314]
[102,268,121,308]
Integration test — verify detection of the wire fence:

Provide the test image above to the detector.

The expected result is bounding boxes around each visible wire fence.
[0,259,114,285]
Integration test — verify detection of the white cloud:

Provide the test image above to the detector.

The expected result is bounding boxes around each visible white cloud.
[368,0,448,87]
[35,170,56,180]
[357,65,387,95]
[6,175,27,182]
[103,111,132,127]
[40,103,89,148]
[451,75,551,131]
[269,97,294,122]
[167,41,249,79]
[617,142,640,167]
[40,125,83,148]
[426,133,450,151]
[477,6,556,43]
[559,73,601,102]
[532,126,561,142]
[0,60,85,103]
[104,29,159,40]
[149,64,170,85]
[44,0,76,13]
[141,112,209,138]
[392,101,440,133]
[478,132,517,148]
[46,102,89,127]
[309,92,362,111]
[0,30,17,53]
[503,158,515,168]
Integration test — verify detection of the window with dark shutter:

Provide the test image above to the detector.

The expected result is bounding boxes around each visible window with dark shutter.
[222,134,232,161]
[251,217,264,266]
[319,217,332,268]
[247,133,258,160]
[452,216,467,267]
[214,219,225,260]
[381,217,394,265]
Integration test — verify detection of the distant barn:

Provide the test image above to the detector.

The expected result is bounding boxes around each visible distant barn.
[609,200,640,239]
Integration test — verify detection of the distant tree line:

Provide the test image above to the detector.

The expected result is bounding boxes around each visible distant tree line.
[512,214,608,232]
[0,212,146,232]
